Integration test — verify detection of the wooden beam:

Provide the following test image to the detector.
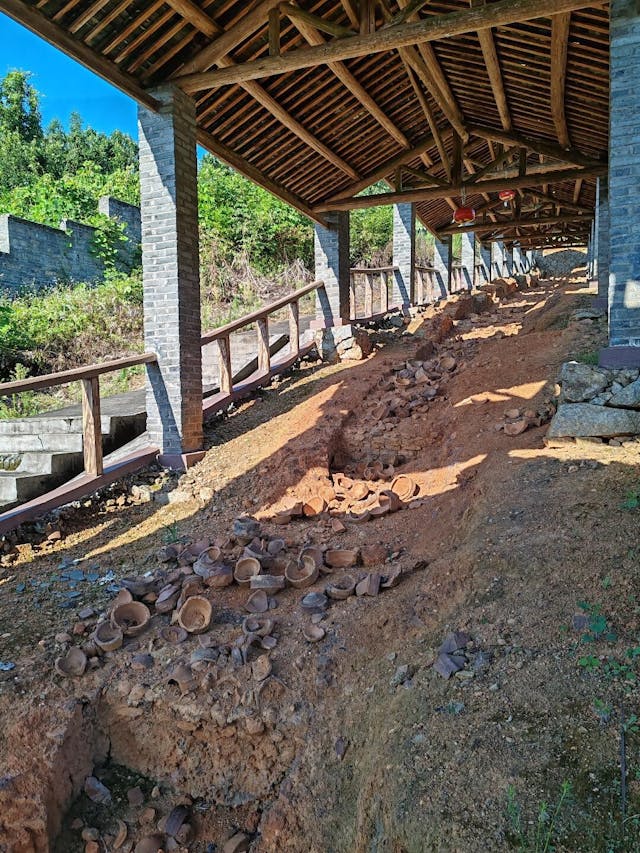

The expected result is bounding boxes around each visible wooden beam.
[437,213,590,235]
[467,145,516,181]
[572,178,583,204]
[340,0,359,29]
[162,0,217,38]
[175,0,602,90]
[282,4,355,39]
[196,127,329,226]
[402,60,452,178]
[476,26,512,131]
[550,12,572,148]
[287,9,411,149]
[526,187,590,213]
[0,0,160,110]
[399,44,467,141]
[468,124,603,169]
[314,165,607,211]
[268,7,280,56]
[360,0,376,34]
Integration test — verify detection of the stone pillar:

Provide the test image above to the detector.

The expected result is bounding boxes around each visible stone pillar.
[314,212,350,326]
[477,243,492,284]
[138,84,203,469]
[433,237,450,298]
[512,244,523,274]
[592,177,600,282]
[491,241,504,278]
[596,179,609,306]
[392,203,415,310]
[504,246,514,276]
[460,232,475,291]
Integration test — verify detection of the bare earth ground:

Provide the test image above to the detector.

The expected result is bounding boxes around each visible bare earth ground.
[2,270,640,852]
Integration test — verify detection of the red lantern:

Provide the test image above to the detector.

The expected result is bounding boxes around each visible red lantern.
[498,189,516,205]
[453,206,475,225]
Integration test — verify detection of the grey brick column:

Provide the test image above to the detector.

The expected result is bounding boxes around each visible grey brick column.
[504,246,514,276]
[596,179,610,304]
[392,202,415,309]
[491,241,505,278]
[477,243,491,284]
[433,237,450,298]
[512,244,523,273]
[460,232,475,290]
[601,0,640,365]
[592,177,600,281]
[139,84,204,468]
[314,212,350,326]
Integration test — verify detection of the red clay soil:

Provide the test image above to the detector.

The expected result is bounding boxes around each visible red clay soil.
[2,271,640,852]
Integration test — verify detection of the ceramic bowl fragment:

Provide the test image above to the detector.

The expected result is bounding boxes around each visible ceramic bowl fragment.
[245,589,269,614]
[390,475,418,503]
[165,805,190,838]
[177,595,212,634]
[301,591,329,612]
[93,621,124,653]
[233,516,261,544]
[249,574,286,592]
[325,548,359,568]
[381,566,402,589]
[111,601,151,637]
[285,556,319,589]
[299,546,324,570]
[193,546,221,576]
[134,835,165,853]
[303,624,326,643]
[110,588,133,611]
[326,575,356,600]
[302,496,327,517]
[355,572,381,596]
[55,646,87,678]
[242,616,274,637]
[346,509,370,524]
[167,662,196,693]
[267,538,286,556]
[121,576,155,598]
[160,625,188,645]
[113,819,128,849]
[204,563,234,588]
[260,635,278,650]
[234,556,261,585]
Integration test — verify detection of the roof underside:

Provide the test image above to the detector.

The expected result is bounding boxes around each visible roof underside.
[0,0,610,246]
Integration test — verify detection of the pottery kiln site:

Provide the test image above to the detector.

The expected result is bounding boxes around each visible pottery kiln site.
[7,259,640,850]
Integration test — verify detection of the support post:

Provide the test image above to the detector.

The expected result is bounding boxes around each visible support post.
[218,336,232,395]
[314,211,350,327]
[288,300,300,358]
[139,85,203,469]
[491,241,504,278]
[596,178,609,308]
[392,202,415,310]
[601,0,640,366]
[81,377,103,477]
[433,237,450,298]
[460,231,475,290]
[504,245,514,276]
[477,243,492,284]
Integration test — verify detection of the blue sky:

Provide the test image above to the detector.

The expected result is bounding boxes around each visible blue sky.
[0,13,138,137]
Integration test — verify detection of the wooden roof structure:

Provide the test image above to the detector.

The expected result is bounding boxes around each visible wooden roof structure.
[0,0,609,246]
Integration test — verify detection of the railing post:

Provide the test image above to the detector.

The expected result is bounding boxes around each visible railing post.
[380,271,389,313]
[81,376,103,477]
[364,273,374,317]
[218,335,232,395]
[349,271,356,319]
[288,299,300,358]
[257,317,270,375]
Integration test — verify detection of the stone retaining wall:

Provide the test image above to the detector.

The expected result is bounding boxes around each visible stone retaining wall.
[0,196,141,294]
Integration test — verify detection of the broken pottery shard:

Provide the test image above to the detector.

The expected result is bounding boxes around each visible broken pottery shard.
[223,833,251,853]
[84,776,112,805]
[335,736,349,760]
[547,403,640,438]
[438,631,471,655]
[433,653,466,680]
[165,804,189,838]
[250,574,286,591]
[355,573,381,596]
[503,418,528,436]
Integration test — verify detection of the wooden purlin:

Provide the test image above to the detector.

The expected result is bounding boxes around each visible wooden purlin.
[550,12,572,148]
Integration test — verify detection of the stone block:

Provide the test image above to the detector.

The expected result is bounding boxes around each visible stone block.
[547,403,640,437]
[558,362,610,402]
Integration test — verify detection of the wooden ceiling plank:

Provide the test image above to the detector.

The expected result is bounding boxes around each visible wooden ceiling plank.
[68,0,111,33]
[52,0,83,25]
[115,9,174,64]
[550,11,572,148]
[314,164,606,211]
[176,0,602,91]
[84,0,130,42]
[102,0,164,54]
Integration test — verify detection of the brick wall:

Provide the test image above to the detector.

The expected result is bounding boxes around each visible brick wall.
[0,196,141,294]
[314,211,350,325]
[392,203,415,308]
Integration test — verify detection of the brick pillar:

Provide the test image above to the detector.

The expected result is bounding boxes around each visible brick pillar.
[491,241,504,278]
[460,232,475,291]
[504,246,514,276]
[592,177,600,282]
[601,0,640,364]
[392,202,415,310]
[512,244,522,273]
[314,212,350,326]
[139,85,203,468]
[433,237,450,298]
[477,243,491,284]
[596,179,610,304]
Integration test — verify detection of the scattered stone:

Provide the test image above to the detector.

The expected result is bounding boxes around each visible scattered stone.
[558,362,609,403]
[127,786,145,806]
[81,827,100,842]
[84,776,112,805]
[547,403,640,438]
[223,832,251,853]
[334,736,349,760]
[438,631,470,654]
[390,664,411,687]
[608,377,640,410]
[360,543,387,566]
[433,653,466,680]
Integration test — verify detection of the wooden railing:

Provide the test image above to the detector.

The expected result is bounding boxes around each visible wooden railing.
[349,266,396,320]
[450,262,464,294]
[200,279,324,415]
[0,353,157,478]
[415,264,436,305]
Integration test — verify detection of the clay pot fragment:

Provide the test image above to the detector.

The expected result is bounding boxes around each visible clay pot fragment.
[260,635,278,650]
[325,548,359,568]
[110,588,133,611]
[379,489,402,512]
[303,624,326,642]
[204,563,234,588]
[233,516,261,544]
[165,805,189,838]
[301,592,329,612]
[440,355,457,371]
[234,556,261,585]
[250,574,286,592]
[223,832,251,853]
[245,589,269,613]
[326,575,356,600]
[121,576,155,598]
[113,819,127,849]
[93,622,123,653]
[303,496,327,517]
[346,509,370,524]
[111,602,151,637]
[242,616,274,637]
[252,655,272,681]
[348,482,370,501]
[193,546,221,577]
[177,595,212,634]
[381,567,402,589]
[159,625,188,645]
[55,646,87,678]
[134,835,165,853]
[355,573,381,596]
[167,662,196,693]
[155,583,181,614]
[390,475,418,503]
[504,418,528,436]
[267,538,286,556]
[285,556,319,589]
[361,543,388,566]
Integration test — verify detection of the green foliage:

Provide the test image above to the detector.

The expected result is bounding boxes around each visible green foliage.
[0,363,43,419]
[350,204,392,266]
[577,601,618,644]
[576,350,599,366]
[621,489,640,511]
[506,781,572,852]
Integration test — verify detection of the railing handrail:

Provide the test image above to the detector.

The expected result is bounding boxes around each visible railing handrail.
[350,266,398,274]
[200,279,324,345]
[416,264,435,272]
[0,352,158,396]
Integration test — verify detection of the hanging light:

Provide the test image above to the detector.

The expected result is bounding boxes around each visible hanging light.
[453,206,475,225]
[498,189,516,207]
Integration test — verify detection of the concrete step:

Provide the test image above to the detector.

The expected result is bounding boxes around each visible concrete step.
[0,450,84,475]
[0,412,146,453]
[0,471,61,505]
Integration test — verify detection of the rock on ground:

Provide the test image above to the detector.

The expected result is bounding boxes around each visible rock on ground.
[547,403,640,438]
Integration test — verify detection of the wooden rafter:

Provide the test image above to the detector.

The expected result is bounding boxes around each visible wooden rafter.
[175,0,602,91]
[476,28,512,131]
[437,212,590,235]
[468,124,603,168]
[550,12,572,148]
[314,164,606,211]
